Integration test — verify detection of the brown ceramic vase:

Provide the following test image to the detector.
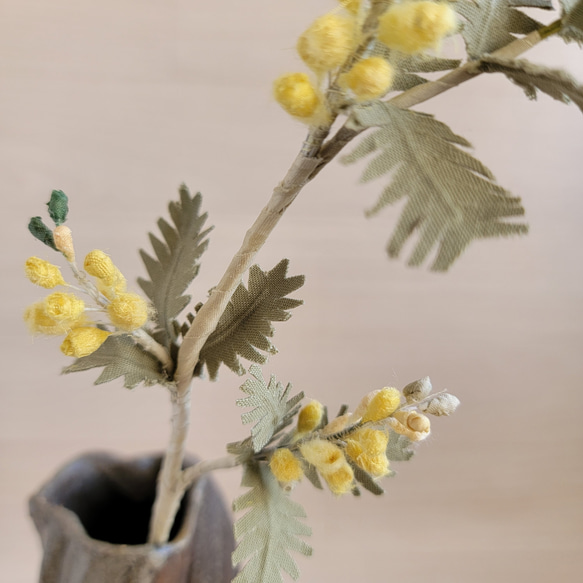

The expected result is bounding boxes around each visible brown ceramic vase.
[29,452,236,583]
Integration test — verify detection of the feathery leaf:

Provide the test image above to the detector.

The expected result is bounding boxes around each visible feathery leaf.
[196,259,304,380]
[455,0,551,59]
[232,462,312,583]
[138,185,212,348]
[236,364,304,454]
[560,0,583,43]
[62,335,168,389]
[342,102,527,271]
[477,56,583,113]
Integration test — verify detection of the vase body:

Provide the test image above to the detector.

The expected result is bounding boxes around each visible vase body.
[29,452,236,583]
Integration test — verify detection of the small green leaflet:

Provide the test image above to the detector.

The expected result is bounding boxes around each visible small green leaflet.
[342,102,527,271]
[386,429,415,462]
[560,0,583,43]
[232,462,312,583]
[138,186,212,349]
[237,364,304,453]
[62,335,168,389]
[196,259,304,380]
[455,0,551,59]
[477,56,583,113]
[47,190,69,226]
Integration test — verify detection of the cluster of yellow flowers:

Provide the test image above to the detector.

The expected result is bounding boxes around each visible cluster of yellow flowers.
[273,0,457,121]
[24,242,149,358]
[269,379,458,495]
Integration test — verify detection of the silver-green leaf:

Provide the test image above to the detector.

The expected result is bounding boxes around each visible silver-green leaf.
[386,429,415,462]
[62,335,168,389]
[560,0,583,43]
[477,56,583,113]
[232,462,312,583]
[196,259,304,380]
[236,364,304,454]
[138,185,212,348]
[455,0,550,59]
[342,102,527,271]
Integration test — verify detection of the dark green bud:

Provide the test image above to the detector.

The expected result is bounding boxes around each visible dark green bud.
[47,190,69,226]
[28,216,58,251]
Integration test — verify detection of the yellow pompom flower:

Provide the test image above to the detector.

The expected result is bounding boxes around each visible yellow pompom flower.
[273,73,321,119]
[25,257,66,289]
[378,1,457,55]
[339,0,360,15]
[361,387,401,423]
[299,439,346,475]
[24,302,71,335]
[297,14,356,72]
[345,427,390,477]
[389,410,431,441]
[60,327,111,358]
[341,57,394,101]
[269,448,304,483]
[44,292,85,322]
[323,463,354,495]
[84,250,127,298]
[297,400,324,433]
[107,292,148,331]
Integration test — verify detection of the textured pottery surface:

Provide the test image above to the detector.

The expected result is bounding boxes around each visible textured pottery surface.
[29,452,236,583]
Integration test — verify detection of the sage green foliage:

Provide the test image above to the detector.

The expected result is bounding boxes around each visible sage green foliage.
[47,190,69,226]
[347,458,386,496]
[454,0,551,58]
[386,429,415,462]
[560,0,583,43]
[197,259,304,380]
[237,364,304,453]
[138,186,212,349]
[343,103,527,271]
[232,462,312,583]
[477,56,583,113]
[28,216,57,251]
[63,335,168,389]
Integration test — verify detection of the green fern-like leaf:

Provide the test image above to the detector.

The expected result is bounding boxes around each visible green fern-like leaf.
[196,259,304,380]
[232,462,312,583]
[138,185,212,349]
[62,335,168,389]
[237,364,304,453]
[455,0,552,59]
[560,0,583,43]
[477,56,583,113]
[342,102,528,271]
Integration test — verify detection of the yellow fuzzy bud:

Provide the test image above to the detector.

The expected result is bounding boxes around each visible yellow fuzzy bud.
[361,387,401,423]
[273,73,321,119]
[25,257,66,289]
[107,292,148,331]
[341,57,394,101]
[53,225,75,261]
[297,400,324,433]
[323,463,354,495]
[84,250,127,299]
[378,1,457,55]
[339,0,360,15]
[345,427,390,477]
[60,327,111,358]
[297,14,356,72]
[269,448,304,483]
[299,439,346,475]
[389,410,431,441]
[44,292,85,322]
[24,302,72,336]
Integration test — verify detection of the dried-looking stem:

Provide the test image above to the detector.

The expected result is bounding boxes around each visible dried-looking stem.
[148,17,562,546]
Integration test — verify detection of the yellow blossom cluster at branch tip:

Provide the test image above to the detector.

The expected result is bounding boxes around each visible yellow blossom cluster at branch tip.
[107,292,149,331]
[25,257,66,289]
[361,387,401,422]
[273,73,321,120]
[297,400,324,433]
[60,327,111,358]
[345,427,390,477]
[340,57,394,101]
[84,249,127,299]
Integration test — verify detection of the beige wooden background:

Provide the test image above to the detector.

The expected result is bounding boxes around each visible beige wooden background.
[2,1,582,581]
